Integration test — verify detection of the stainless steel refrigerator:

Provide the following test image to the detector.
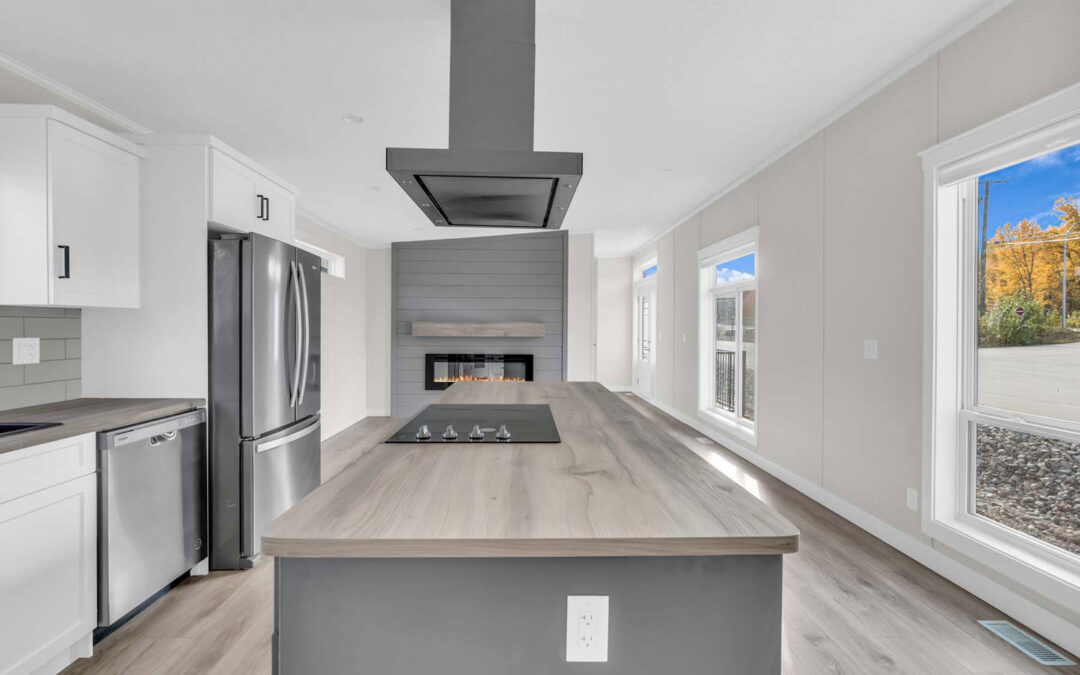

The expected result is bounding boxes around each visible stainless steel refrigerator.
[209,233,321,569]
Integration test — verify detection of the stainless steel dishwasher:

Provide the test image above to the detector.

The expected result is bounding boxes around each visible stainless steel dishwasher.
[97,409,208,627]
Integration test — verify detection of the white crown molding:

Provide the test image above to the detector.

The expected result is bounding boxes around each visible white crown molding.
[296,208,384,250]
[626,0,1015,258]
[0,49,151,134]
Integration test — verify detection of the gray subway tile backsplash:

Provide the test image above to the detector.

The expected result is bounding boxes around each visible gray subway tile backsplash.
[0,307,82,412]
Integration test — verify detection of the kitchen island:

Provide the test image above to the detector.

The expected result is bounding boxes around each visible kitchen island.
[264,382,798,674]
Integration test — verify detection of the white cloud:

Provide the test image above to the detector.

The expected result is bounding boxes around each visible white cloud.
[716,267,754,284]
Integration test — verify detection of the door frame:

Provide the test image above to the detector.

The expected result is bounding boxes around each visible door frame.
[633,275,658,401]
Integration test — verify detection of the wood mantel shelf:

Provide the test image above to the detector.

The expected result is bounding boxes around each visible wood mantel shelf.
[411,321,545,338]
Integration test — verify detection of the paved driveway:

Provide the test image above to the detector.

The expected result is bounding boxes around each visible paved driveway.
[979,341,1080,422]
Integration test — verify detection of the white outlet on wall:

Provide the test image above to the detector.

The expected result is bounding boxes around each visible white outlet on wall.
[566,595,608,662]
[863,339,879,360]
[12,337,40,365]
[906,487,919,512]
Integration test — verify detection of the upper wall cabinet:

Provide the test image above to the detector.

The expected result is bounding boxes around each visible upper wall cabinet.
[210,148,295,242]
[0,105,142,308]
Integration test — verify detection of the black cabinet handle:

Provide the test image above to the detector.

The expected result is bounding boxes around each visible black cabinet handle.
[256,194,266,220]
[57,245,71,279]
[264,196,270,222]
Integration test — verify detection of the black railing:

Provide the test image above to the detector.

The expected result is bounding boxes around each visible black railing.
[715,350,736,412]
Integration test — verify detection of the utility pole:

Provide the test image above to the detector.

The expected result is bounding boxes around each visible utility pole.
[979,179,1008,316]
[1064,223,1078,330]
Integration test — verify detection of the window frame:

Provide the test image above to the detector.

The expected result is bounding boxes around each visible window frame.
[698,227,759,446]
[923,82,1080,608]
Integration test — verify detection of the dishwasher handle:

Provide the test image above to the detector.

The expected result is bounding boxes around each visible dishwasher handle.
[99,409,207,450]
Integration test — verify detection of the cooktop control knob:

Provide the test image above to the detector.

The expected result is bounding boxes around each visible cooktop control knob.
[442,424,458,440]
[469,424,485,440]
[416,424,431,441]
[495,425,511,441]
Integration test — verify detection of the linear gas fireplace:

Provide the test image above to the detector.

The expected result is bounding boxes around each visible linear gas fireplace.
[425,354,534,391]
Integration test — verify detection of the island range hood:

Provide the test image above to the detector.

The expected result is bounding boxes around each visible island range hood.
[386,0,582,230]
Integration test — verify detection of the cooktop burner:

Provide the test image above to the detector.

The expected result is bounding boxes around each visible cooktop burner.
[386,404,560,444]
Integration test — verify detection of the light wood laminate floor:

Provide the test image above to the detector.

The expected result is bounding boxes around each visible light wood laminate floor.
[63,397,1080,674]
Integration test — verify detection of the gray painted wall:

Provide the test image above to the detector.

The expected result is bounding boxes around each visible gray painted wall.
[391,231,568,417]
[0,306,81,411]
[274,555,782,675]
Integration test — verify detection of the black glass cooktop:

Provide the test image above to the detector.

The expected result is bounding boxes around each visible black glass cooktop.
[386,404,561,444]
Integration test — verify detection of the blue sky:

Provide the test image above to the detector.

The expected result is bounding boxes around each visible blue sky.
[980,144,1080,239]
[716,252,756,284]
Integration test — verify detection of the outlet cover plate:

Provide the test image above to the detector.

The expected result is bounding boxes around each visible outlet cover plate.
[12,337,40,365]
[863,339,879,360]
[566,595,609,662]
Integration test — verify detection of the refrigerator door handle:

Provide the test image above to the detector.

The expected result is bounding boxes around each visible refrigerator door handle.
[289,260,303,408]
[298,262,311,406]
[254,417,320,454]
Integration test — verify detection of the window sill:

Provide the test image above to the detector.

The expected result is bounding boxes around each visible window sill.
[926,514,1080,611]
[698,409,756,449]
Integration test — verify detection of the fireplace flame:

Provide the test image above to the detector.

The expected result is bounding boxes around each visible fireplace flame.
[434,375,527,383]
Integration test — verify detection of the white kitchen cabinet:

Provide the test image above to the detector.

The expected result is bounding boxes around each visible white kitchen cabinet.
[210,147,295,242]
[0,433,96,675]
[0,106,142,309]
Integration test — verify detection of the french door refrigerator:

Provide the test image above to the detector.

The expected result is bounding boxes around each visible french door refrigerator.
[209,233,322,569]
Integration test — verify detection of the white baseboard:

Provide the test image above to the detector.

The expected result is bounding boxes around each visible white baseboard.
[600,383,632,393]
[633,394,1080,657]
[366,408,391,418]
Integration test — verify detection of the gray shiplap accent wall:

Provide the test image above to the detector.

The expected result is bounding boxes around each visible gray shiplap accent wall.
[0,306,82,412]
[392,231,568,416]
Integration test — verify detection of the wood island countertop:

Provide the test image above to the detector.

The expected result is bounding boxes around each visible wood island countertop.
[263,382,799,558]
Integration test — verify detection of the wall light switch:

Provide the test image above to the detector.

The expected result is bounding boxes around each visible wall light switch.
[566,595,608,662]
[863,339,879,360]
[906,487,919,512]
[12,337,40,365]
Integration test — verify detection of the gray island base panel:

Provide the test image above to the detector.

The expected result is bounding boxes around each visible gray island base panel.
[273,555,782,675]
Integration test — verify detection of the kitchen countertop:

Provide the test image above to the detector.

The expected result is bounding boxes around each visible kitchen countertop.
[263,381,799,558]
[0,397,206,455]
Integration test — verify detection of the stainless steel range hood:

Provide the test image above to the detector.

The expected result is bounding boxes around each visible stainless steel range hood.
[386,0,582,230]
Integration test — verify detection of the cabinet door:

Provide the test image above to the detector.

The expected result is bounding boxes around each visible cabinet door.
[0,118,49,306]
[0,474,96,675]
[49,120,140,308]
[255,178,295,243]
[210,149,257,232]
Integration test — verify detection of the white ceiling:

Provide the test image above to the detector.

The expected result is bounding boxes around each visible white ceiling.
[0,0,994,255]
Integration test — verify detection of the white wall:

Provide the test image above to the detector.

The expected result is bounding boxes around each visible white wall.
[295,215,369,439]
[595,257,632,389]
[365,247,392,416]
[630,0,1080,646]
[566,232,596,381]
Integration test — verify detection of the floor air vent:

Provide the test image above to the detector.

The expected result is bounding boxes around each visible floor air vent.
[978,620,1076,666]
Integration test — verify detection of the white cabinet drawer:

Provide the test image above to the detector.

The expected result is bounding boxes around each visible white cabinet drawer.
[0,434,96,505]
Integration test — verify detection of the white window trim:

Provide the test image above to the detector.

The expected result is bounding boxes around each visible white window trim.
[698,227,759,447]
[922,81,1080,610]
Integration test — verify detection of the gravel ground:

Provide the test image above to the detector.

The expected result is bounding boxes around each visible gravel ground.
[975,424,1080,555]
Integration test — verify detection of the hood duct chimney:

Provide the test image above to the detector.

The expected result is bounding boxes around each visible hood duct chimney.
[386,0,582,230]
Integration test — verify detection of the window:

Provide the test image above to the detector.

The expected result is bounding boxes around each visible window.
[641,263,658,279]
[924,85,1080,608]
[699,228,758,442]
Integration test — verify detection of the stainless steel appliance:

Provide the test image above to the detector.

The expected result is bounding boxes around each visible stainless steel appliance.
[386,404,561,444]
[209,233,322,569]
[98,409,207,627]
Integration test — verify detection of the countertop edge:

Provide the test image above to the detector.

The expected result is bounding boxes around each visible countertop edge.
[262,534,800,559]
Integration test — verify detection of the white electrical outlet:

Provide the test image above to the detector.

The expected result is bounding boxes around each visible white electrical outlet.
[681,332,687,344]
[12,337,40,365]
[906,487,919,512]
[863,339,879,360]
[566,595,608,662]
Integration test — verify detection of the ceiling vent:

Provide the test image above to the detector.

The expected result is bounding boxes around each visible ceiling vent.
[386,0,582,230]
